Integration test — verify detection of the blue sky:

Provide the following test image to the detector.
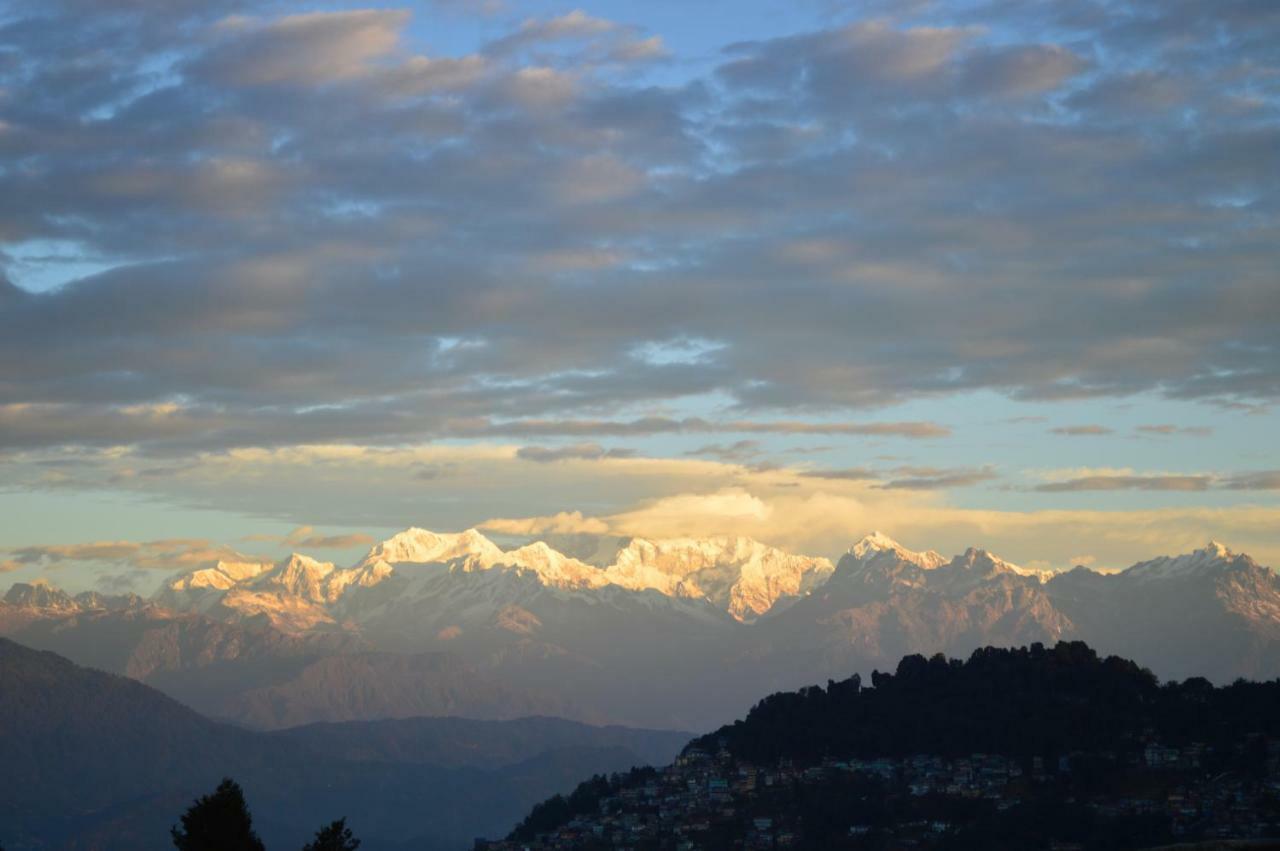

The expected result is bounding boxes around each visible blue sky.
[0,0,1277,591]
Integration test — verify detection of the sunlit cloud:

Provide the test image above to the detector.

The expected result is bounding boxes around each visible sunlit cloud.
[4,538,268,572]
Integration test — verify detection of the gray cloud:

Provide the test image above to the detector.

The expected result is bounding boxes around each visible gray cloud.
[1136,424,1213,437]
[5,538,264,570]
[1035,475,1214,493]
[685,440,762,463]
[94,570,148,593]
[798,467,879,481]
[1050,425,1115,436]
[1035,470,1280,492]
[1222,471,1280,491]
[876,466,999,490]
[452,418,952,441]
[515,443,637,463]
[0,1,1276,456]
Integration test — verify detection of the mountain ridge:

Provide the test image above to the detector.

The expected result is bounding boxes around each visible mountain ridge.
[0,636,689,851]
[4,530,1279,731]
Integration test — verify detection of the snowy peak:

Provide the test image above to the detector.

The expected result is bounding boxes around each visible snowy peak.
[846,532,946,570]
[1205,540,1233,560]
[951,547,1016,575]
[838,537,1050,587]
[3,581,77,611]
[1123,540,1253,582]
[603,535,834,622]
[944,547,1050,582]
[166,559,273,593]
[133,525,1274,633]
[359,527,503,569]
[849,531,903,560]
[500,541,608,590]
[252,553,338,603]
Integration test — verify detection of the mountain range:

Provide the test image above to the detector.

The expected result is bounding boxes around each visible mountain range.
[0,637,688,851]
[3,528,1278,730]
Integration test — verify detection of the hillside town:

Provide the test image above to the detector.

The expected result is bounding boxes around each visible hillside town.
[479,736,1280,850]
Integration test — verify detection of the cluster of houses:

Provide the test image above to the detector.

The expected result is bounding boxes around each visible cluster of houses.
[477,737,1280,850]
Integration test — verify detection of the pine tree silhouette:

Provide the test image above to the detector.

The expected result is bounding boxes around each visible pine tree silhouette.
[302,818,361,851]
[171,778,266,851]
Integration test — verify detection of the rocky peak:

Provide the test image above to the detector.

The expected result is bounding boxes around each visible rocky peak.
[1124,540,1253,583]
[501,542,608,589]
[4,581,77,610]
[847,532,946,570]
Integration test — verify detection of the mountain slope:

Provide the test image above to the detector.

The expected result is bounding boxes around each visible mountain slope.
[1045,541,1280,681]
[748,534,1074,692]
[0,638,688,851]
[274,715,688,770]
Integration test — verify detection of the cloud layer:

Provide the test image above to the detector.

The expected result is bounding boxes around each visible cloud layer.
[0,0,1276,456]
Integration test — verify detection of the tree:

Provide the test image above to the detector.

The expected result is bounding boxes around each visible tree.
[171,778,266,851]
[302,818,361,851]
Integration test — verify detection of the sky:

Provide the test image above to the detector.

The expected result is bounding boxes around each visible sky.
[0,0,1278,593]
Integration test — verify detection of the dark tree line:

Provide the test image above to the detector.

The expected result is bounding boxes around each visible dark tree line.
[693,641,1280,764]
[171,778,360,851]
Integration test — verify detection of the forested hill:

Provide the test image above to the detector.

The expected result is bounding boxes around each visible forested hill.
[497,642,1280,848]
[693,641,1280,764]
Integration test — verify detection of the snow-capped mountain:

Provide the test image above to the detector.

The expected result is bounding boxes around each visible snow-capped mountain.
[846,530,947,570]
[1122,540,1249,582]
[0,580,145,632]
[1043,540,1280,682]
[750,533,1076,693]
[152,527,834,632]
[602,536,834,622]
[359,527,504,571]
[5,530,1279,730]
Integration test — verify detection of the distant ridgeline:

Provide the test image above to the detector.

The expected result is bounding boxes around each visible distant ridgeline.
[495,642,1280,850]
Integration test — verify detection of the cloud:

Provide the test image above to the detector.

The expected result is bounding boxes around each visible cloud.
[685,440,762,463]
[94,571,148,593]
[1135,424,1213,437]
[1221,471,1280,491]
[0,0,1273,464]
[0,0,1276,570]
[1050,425,1114,436]
[464,418,951,440]
[515,443,637,463]
[482,486,1280,570]
[1033,470,1280,492]
[1035,474,1214,493]
[876,466,998,490]
[191,10,410,87]
[959,44,1089,99]
[280,526,374,549]
[485,10,667,65]
[799,467,879,481]
[7,541,143,563]
[5,538,266,572]
[481,509,611,537]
